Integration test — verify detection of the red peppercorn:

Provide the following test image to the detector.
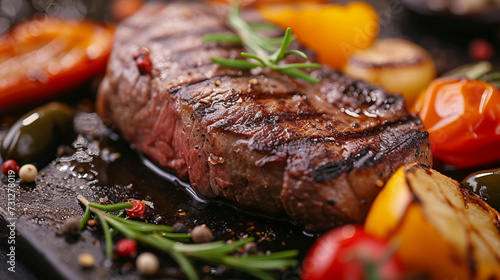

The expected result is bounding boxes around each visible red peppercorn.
[469,39,494,61]
[116,238,137,257]
[126,199,146,219]
[135,54,153,75]
[2,160,19,175]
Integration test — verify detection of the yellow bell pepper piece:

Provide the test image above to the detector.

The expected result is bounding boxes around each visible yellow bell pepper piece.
[365,163,500,280]
[259,2,379,69]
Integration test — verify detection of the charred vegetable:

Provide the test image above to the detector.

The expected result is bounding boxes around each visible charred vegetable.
[0,17,114,111]
[462,168,500,212]
[343,38,436,106]
[1,102,75,167]
[365,163,500,280]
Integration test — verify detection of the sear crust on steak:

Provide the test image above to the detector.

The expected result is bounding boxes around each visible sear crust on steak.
[97,2,432,231]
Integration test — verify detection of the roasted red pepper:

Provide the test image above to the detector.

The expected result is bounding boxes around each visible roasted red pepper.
[0,17,114,111]
[413,78,500,168]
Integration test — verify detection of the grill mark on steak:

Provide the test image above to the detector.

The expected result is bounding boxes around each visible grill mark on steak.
[97,2,432,231]
[182,74,404,144]
[313,128,428,183]
[314,160,350,183]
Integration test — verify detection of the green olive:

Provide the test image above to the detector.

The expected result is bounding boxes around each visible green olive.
[462,168,500,212]
[1,102,75,167]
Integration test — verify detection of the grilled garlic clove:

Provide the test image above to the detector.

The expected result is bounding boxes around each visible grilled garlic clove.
[343,38,436,106]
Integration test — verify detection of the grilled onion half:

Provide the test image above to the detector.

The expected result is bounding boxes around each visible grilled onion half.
[343,38,436,106]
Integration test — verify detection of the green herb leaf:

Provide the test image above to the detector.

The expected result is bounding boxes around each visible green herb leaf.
[270,28,293,63]
[261,36,289,46]
[88,202,134,211]
[94,210,113,259]
[202,33,242,44]
[210,57,261,69]
[243,249,299,260]
[168,249,199,280]
[223,256,298,269]
[77,196,298,280]
[273,62,321,70]
[443,61,492,79]
[203,2,319,83]
[241,52,267,65]
[283,50,308,60]
[162,232,191,242]
[481,72,500,88]
[107,215,174,232]
[279,68,319,83]
[249,22,280,32]
[79,205,91,231]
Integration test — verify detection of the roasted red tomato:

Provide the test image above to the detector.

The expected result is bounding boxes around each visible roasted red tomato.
[302,225,402,280]
[0,17,114,111]
[413,78,500,168]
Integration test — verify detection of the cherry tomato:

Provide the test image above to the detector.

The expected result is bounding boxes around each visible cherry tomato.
[413,78,500,168]
[302,225,402,280]
[126,199,146,219]
[0,17,114,111]
[2,159,19,175]
[116,238,137,257]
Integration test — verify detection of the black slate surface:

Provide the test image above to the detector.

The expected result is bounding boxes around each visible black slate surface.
[0,112,313,279]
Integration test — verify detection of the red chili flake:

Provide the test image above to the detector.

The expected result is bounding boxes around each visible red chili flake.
[469,39,494,61]
[126,199,146,219]
[116,239,137,257]
[135,54,153,75]
[2,160,19,175]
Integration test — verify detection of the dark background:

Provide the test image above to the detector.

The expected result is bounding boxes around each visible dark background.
[0,0,499,279]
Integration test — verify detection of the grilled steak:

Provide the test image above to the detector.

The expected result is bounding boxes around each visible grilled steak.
[97,2,432,231]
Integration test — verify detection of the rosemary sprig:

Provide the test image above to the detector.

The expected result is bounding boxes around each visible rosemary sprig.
[442,61,500,89]
[76,195,298,280]
[481,72,500,88]
[443,61,493,80]
[203,3,321,83]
